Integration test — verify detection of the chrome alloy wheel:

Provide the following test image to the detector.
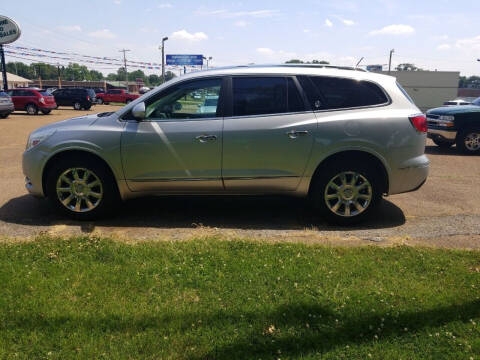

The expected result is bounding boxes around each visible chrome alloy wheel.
[324,171,373,217]
[464,132,480,151]
[56,168,103,213]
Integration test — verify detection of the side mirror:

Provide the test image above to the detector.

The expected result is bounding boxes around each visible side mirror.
[132,102,145,120]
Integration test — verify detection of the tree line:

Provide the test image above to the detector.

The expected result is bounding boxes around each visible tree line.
[5,61,176,87]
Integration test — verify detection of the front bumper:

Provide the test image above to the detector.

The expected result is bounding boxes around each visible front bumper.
[22,148,48,198]
[427,128,457,142]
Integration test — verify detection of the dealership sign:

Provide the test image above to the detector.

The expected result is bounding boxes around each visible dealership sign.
[0,15,21,44]
[166,54,203,66]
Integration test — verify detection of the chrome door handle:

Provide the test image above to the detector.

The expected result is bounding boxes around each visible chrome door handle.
[195,134,217,143]
[286,130,309,139]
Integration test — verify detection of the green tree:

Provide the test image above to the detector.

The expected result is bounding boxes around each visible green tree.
[395,63,423,71]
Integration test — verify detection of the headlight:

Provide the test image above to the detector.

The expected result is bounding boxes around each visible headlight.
[439,115,455,121]
[26,130,56,150]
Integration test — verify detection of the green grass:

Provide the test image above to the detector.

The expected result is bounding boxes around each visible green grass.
[0,236,479,359]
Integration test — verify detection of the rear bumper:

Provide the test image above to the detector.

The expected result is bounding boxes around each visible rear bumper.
[427,128,457,142]
[388,155,429,195]
[39,104,57,110]
[0,104,14,113]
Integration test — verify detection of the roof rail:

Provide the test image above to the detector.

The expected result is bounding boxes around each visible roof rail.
[208,64,367,72]
[278,64,367,72]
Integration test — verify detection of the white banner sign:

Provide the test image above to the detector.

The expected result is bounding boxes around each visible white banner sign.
[0,15,21,45]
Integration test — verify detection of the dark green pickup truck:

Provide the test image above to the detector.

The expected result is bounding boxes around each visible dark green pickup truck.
[426,97,480,154]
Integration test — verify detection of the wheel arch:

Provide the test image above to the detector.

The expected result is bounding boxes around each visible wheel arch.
[308,150,389,196]
[42,149,120,198]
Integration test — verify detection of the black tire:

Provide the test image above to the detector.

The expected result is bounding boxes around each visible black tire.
[0,113,9,119]
[432,138,453,148]
[41,109,52,115]
[26,103,38,115]
[310,161,382,225]
[456,128,480,154]
[84,105,92,111]
[73,102,82,110]
[97,98,104,104]
[104,102,110,105]
[46,156,119,220]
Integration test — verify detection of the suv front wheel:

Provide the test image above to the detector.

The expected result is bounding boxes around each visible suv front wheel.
[46,157,118,220]
[311,162,382,225]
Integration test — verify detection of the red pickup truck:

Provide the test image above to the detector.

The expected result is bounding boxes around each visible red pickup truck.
[96,89,140,104]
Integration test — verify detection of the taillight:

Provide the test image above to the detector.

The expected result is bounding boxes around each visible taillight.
[39,97,45,104]
[409,114,427,133]
[87,96,90,101]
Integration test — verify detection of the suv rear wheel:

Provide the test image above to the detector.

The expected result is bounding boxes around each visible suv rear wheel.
[311,161,382,225]
[73,102,82,110]
[26,103,38,115]
[456,128,480,154]
[46,157,119,220]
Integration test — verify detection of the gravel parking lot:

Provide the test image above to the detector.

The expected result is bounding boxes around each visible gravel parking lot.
[0,105,478,248]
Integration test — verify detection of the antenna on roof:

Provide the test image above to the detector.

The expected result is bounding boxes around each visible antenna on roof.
[355,57,364,69]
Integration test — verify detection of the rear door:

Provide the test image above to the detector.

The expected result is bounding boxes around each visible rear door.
[7,90,21,109]
[222,76,316,192]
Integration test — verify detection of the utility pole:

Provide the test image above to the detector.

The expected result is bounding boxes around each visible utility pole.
[57,63,62,88]
[388,49,395,74]
[0,45,8,91]
[119,49,130,91]
[160,37,168,83]
[202,56,212,70]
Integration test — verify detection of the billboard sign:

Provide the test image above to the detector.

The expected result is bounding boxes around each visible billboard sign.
[0,15,21,44]
[166,54,203,66]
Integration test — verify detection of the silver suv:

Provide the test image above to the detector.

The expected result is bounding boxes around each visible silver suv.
[23,65,429,224]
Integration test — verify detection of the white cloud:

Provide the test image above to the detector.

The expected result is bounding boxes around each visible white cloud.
[171,29,208,41]
[235,20,247,27]
[158,3,173,8]
[88,29,116,39]
[256,47,275,56]
[456,35,480,51]
[325,19,333,27]
[341,19,355,26]
[57,25,81,32]
[369,24,415,36]
[197,9,280,18]
[437,44,451,51]
[303,29,310,33]
[256,48,297,60]
[113,0,121,4]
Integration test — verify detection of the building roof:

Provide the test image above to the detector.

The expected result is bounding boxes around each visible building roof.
[0,72,32,82]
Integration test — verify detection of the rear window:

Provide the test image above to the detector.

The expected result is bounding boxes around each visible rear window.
[87,89,96,98]
[39,91,50,96]
[309,76,389,109]
[396,82,415,104]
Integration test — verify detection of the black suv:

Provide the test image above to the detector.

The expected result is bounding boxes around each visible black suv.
[427,97,480,154]
[52,88,96,110]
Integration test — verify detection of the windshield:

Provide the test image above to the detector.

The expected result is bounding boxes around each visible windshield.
[39,91,51,96]
[473,97,480,106]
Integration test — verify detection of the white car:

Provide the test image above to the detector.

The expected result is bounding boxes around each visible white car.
[443,99,471,106]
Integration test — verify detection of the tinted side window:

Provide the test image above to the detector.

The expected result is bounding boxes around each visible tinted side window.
[232,77,287,116]
[309,76,389,109]
[297,76,324,110]
[287,78,306,112]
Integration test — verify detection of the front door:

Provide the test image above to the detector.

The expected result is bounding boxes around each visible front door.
[222,76,316,192]
[121,77,225,192]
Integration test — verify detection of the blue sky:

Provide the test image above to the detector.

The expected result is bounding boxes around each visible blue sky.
[1,0,480,75]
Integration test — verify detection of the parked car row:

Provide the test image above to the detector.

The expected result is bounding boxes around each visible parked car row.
[0,87,140,117]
